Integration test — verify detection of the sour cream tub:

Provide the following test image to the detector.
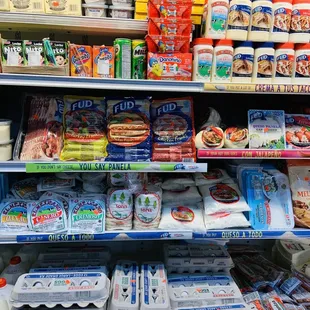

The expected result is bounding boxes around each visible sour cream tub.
[109,5,134,18]
[0,120,11,143]
[0,139,13,161]
[83,3,108,17]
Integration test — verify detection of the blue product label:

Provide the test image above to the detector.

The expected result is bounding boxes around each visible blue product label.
[256,54,274,78]
[251,6,272,31]
[295,54,310,78]
[290,9,310,34]
[227,4,251,30]
[272,7,291,33]
[275,53,293,77]
[232,53,254,77]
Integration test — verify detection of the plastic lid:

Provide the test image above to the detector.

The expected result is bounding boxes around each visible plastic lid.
[193,38,213,46]
[257,42,274,48]
[10,256,21,265]
[295,43,310,50]
[109,5,134,9]
[236,41,253,48]
[273,0,292,3]
[82,2,108,7]
[276,42,294,49]
[0,278,6,288]
[293,0,310,4]
[215,39,233,47]
[0,119,11,126]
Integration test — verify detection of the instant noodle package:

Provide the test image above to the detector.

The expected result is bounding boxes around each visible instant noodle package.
[151,97,196,162]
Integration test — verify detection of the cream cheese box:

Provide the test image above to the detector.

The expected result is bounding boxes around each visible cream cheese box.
[45,0,82,16]
[10,0,44,13]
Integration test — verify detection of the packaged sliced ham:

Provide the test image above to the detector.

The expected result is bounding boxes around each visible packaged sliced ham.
[106,188,133,230]
[162,186,202,205]
[158,204,205,232]
[204,212,250,229]
[20,95,64,161]
[151,97,196,162]
[199,183,250,215]
[133,185,162,230]
[194,169,233,186]
[60,96,108,161]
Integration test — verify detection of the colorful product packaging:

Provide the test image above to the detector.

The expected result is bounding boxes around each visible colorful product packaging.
[147,52,192,80]
[285,114,310,149]
[148,0,192,18]
[132,40,147,79]
[93,45,114,78]
[10,0,44,13]
[148,18,192,36]
[70,44,93,77]
[23,40,45,66]
[1,40,24,66]
[48,41,69,66]
[145,35,190,53]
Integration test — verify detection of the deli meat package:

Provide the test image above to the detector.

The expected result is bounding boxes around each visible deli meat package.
[106,97,152,161]
[151,97,196,162]
[19,95,64,161]
[60,96,108,161]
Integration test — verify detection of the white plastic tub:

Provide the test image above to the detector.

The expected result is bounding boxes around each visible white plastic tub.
[109,5,134,18]
[111,0,132,6]
[83,3,108,17]
[0,140,13,161]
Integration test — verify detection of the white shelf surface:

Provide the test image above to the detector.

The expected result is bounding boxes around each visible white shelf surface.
[0,13,147,35]
[0,229,309,243]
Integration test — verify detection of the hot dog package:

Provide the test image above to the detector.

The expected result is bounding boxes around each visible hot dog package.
[106,98,152,161]
[148,18,192,36]
[148,0,192,18]
[151,97,196,162]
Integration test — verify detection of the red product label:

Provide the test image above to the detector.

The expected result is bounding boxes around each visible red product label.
[216,49,233,56]
[211,1,229,7]
[198,48,213,55]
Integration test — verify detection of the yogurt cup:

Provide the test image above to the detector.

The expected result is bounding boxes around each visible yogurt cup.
[0,139,13,161]
[108,5,134,18]
[0,120,11,144]
[83,3,108,17]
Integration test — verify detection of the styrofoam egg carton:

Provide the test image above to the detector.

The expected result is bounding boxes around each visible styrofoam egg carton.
[37,250,110,261]
[108,261,139,310]
[30,266,108,275]
[11,272,110,308]
[168,274,244,309]
[32,259,107,268]
[164,244,234,272]
[176,303,249,310]
[140,262,170,310]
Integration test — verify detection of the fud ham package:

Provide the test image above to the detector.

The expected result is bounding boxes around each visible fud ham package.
[106,97,152,161]
[151,97,196,162]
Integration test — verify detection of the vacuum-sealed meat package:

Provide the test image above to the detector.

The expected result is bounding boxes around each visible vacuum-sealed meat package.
[20,95,64,161]
[60,96,108,161]
[151,97,196,162]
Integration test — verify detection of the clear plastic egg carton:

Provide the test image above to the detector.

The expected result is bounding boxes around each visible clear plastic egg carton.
[32,259,107,268]
[30,266,108,275]
[140,262,171,310]
[108,261,139,310]
[164,244,234,273]
[11,272,110,308]
[167,274,244,310]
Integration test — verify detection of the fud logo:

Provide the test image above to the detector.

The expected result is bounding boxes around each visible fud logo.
[72,100,93,111]
[157,102,177,115]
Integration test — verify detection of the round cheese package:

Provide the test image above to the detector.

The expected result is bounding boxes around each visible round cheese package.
[224,127,249,149]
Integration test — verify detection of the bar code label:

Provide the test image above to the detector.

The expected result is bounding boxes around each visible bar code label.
[33,1,42,10]
[69,4,78,11]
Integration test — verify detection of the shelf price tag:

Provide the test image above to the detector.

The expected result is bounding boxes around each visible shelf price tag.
[26,162,207,173]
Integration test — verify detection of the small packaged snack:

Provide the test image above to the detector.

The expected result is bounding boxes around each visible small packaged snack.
[224,127,249,149]
[285,114,310,149]
[145,35,190,53]
[27,197,67,233]
[48,41,69,66]
[147,52,192,80]
[148,18,192,36]
[68,198,105,233]
[1,40,24,66]
[23,40,45,66]
[248,110,286,149]
[70,44,93,77]
[93,45,114,78]
[148,0,192,18]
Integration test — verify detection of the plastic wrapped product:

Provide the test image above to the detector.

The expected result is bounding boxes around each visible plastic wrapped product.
[261,291,286,310]
[288,160,310,228]
[60,96,107,161]
[106,97,151,161]
[125,173,148,194]
[68,198,105,233]
[37,177,75,192]
[81,172,106,183]
[11,178,41,200]
[27,197,67,233]
[20,95,64,161]
[0,200,29,231]
[40,192,70,216]
[195,126,224,149]
[224,127,249,149]
[204,212,250,229]
[195,169,233,186]
[162,186,202,205]
[134,185,162,230]
[285,114,310,149]
[161,174,195,191]
[199,183,250,215]
[106,189,133,230]
[108,172,126,187]
[243,291,265,310]
[158,204,206,232]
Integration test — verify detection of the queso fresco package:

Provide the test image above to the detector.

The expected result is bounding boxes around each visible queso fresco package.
[60,96,108,161]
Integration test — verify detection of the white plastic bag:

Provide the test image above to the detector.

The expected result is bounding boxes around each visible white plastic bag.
[161,175,195,191]
[194,169,233,186]
[159,204,206,233]
[199,183,250,215]
[204,212,250,229]
[163,186,202,205]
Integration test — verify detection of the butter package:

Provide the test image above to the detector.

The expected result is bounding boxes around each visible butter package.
[148,18,192,36]
[70,44,93,77]
[23,40,45,66]
[45,0,82,15]
[1,40,24,66]
[148,0,192,18]
[93,45,114,78]
[147,52,192,80]
[10,0,44,13]
[145,35,190,53]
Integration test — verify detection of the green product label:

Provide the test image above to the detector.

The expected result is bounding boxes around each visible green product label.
[131,42,147,79]
[114,40,131,79]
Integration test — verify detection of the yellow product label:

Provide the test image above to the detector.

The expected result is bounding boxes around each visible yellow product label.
[10,0,44,13]
[134,12,147,19]
[191,15,202,24]
[135,1,147,12]
[192,5,203,15]
[193,0,205,5]
[0,0,10,11]
[45,0,81,15]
